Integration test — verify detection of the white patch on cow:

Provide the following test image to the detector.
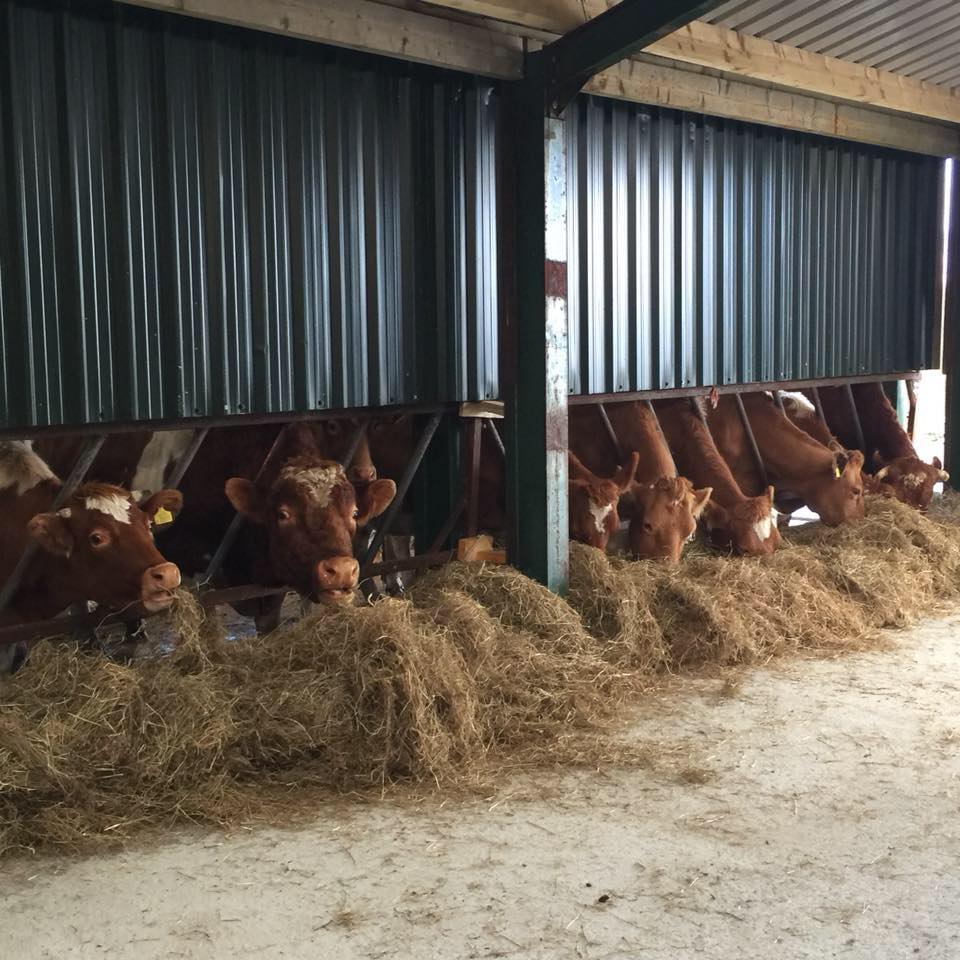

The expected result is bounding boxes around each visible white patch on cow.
[589,501,613,534]
[58,507,72,519]
[131,430,193,493]
[84,494,132,524]
[0,440,57,495]
[902,473,924,490]
[279,464,346,507]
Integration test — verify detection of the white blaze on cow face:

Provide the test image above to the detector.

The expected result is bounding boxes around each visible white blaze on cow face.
[751,509,778,542]
[588,500,613,534]
[279,464,346,507]
[84,494,133,524]
[0,440,57,495]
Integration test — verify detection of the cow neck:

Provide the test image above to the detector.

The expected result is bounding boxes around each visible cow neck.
[854,383,917,462]
[0,477,62,582]
[746,399,835,492]
[660,405,748,508]
[606,403,674,484]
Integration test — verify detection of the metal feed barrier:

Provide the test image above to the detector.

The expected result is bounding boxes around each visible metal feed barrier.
[0,372,919,650]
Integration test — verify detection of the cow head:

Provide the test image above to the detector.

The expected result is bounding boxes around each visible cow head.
[873,454,949,511]
[313,419,378,485]
[701,486,780,556]
[568,452,639,551]
[26,484,183,614]
[803,450,865,525]
[225,458,396,605]
[628,477,712,564]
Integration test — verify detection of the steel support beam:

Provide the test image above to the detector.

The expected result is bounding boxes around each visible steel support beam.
[540,0,731,115]
[505,53,569,593]
[945,159,960,480]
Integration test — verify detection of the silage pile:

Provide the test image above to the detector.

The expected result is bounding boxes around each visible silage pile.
[2,495,960,854]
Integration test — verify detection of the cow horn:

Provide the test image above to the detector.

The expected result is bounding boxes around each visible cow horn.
[875,466,890,480]
[939,470,950,482]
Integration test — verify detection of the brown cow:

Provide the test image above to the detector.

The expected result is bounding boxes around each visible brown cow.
[708,394,864,526]
[569,403,712,562]
[809,383,948,510]
[0,442,183,623]
[471,427,642,553]
[158,423,395,621]
[653,399,780,556]
[568,450,639,551]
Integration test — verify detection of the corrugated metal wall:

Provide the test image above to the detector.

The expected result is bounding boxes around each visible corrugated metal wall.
[567,97,942,395]
[0,0,498,430]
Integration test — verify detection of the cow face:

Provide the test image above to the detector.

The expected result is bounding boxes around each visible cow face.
[804,450,865,526]
[27,484,183,614]
[702,486,780,555]
[313,419,378,485]
[874,455,949,511]
[225,458,396,605]
[628,477,712,564]
[568,453,639,552]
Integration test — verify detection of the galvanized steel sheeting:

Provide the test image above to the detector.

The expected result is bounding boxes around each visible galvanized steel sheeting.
[566,97,941,395]
[706,0,960,92]
[0,0,499,430]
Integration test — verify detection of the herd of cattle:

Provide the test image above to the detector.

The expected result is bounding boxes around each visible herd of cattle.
[0,382,948,667]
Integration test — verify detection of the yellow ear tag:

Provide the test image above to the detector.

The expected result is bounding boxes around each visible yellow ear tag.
[834,466,841,479]
[153,506,174,526]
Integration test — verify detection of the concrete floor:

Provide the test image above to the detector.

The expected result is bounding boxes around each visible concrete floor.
[3,613,960,960]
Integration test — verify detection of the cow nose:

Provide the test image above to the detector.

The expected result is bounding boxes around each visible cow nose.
[146,562,181,590]
[350,465,377,484]
[316,556,360,593]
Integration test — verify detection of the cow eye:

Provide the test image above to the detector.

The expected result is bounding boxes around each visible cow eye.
[276,507,292,522]
[352,508,360,520]
[643,522,654,533]
[89,532,106,547]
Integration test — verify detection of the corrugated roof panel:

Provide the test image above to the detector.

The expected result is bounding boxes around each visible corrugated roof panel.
[706,0,960,91]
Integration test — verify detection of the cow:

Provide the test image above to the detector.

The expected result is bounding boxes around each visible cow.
[470,426,642,554]
[567,450,640,551]
[707,393,865,526]
[157,423,396,629]
[568,402,712,563]
[653,399,780,555]
[808,383,948,510]
[0,441,184,671]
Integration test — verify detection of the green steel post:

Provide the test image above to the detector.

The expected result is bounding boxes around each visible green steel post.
[946,163,960,484]
[504,55,569,593]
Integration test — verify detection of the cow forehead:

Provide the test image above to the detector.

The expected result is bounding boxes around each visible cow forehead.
[82,493,133,524]
[277,463,348,507]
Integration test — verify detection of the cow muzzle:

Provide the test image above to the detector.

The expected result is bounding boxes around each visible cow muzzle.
[314,556,360,605]
[141,562,181,612]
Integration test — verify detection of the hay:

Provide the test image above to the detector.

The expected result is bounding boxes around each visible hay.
[3,492,960,855]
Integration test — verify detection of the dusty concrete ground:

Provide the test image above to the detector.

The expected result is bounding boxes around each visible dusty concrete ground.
[3,613,959,960]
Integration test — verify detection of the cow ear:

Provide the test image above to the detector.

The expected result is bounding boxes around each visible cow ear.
[933,456,943,470]
[690,486,713,518]
[28,513,74,557]
[356,478,396,526]
[225,478,264,522]
[140,489,184,526]
[842,450,864,476]
[763,485,776,506]
[613,452,640,493]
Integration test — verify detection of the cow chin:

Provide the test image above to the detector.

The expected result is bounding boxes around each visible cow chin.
[313,587,356,606]
[141,593,176,613]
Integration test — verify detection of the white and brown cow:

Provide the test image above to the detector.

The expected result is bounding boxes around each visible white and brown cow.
[0,441,183,670]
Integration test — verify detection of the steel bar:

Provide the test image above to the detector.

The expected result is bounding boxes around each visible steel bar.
[843,383,867,454]
[596,403,625,463]
[466,419,483,538]
[340,421,368,474]
[165,427,210,490]
[810,387,826,423]
[484,418,506,457]
[204,425,288,582]
[427,495,468,555]
[360,412,443,568]
[538,0,730,115]
[566,372,921,407]
[0,435,105,615]
[734,394,769,490]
